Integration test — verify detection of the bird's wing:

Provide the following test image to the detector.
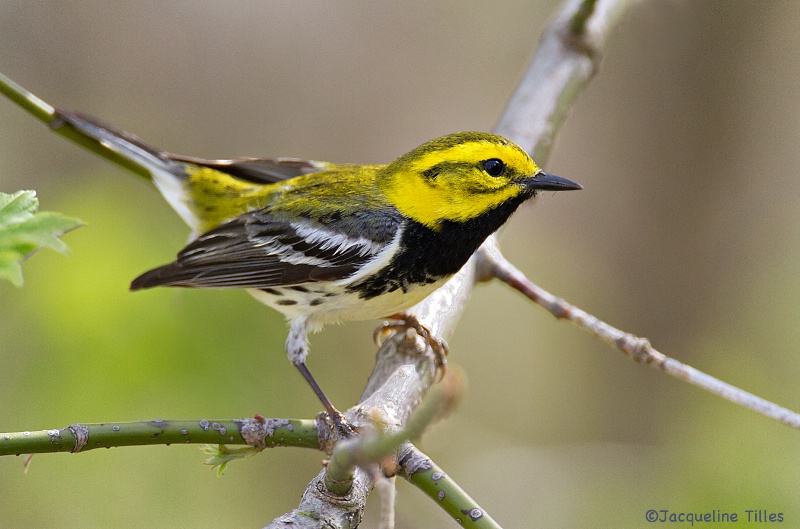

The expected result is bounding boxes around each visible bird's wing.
[130,209,399,290]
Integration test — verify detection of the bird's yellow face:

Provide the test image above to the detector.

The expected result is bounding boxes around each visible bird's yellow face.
[378,132,542,230]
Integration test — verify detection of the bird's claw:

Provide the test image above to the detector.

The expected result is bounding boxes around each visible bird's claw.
[327,409,356,438]
[373,313,448,381]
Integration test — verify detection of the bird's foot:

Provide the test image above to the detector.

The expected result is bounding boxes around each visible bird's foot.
[374,313,448,380]
[325,408,357,439]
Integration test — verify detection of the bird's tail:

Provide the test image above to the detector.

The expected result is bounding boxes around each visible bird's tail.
[1,73,303,233]
[53,109,202,232]
[53,109,186,183]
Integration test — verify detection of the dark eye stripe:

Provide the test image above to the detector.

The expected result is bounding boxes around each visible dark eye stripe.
[422,161,474,180]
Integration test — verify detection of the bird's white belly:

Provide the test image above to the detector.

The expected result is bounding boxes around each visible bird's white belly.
[248,277,448,326]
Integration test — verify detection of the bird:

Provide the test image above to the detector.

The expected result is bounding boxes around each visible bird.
[53,109,582,434]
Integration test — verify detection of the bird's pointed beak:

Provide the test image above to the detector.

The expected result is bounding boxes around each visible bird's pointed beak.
[525,171,582,191]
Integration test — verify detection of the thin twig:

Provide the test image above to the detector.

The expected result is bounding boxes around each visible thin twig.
[488,0,800,431]
[486,248,800,429]
[325,365,428,495]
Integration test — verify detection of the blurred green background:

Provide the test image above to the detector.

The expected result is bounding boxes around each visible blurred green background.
[2,1,800,527]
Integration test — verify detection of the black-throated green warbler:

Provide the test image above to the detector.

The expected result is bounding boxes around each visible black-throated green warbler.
[54,110,581,432]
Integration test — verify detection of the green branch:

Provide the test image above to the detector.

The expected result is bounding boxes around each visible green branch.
[324,363,462,495]
[0,72,153,181]
[0,73,56,124]
[0,417,319,457]
[401,444,501,529]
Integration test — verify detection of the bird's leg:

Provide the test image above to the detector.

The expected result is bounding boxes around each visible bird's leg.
[294,362,354,437]
[287,317,354,438]
[373,313,448,379]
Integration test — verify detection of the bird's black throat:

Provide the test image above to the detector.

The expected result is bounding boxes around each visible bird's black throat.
[348,192,533,299]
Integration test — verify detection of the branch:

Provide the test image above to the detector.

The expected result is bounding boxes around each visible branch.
[0,71,153,181]
[486,0,800,431]
[0,72,56,125]
[494,0,631,160]
[399,444,501,529]
[264,345,438,528]
[262,466,371,529]
[486,248,800,429]
[266,349,467,528]
[326,361,465,496]
[0,418,318,456]
[325,365,429,496]
[356,3,632,522]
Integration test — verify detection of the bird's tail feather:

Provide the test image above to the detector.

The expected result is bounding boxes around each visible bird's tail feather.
[54,109,201,231]
[54,109,186,183]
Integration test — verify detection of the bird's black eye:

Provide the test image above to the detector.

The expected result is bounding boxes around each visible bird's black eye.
[482,158,505,177]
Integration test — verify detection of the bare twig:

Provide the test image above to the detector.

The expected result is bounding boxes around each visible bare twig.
[375,476,397,529]
[486,248,800,429]
[482,0,800,432]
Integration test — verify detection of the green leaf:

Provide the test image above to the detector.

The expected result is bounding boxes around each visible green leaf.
[0,190,82,286]
[200,444,261,476]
